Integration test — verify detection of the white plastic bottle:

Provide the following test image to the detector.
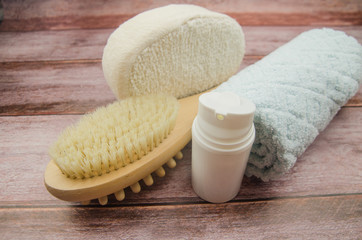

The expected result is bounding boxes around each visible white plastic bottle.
[192,91,255,203]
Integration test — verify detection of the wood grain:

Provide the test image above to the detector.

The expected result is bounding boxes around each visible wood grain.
[0,61,115,115]
[1,58,361,116]
[1,195,361,239]
[1,0,361,31]
[0,29,111,62]
[0,58,259,116]
[0,108,360,205]
[1,26,361,62]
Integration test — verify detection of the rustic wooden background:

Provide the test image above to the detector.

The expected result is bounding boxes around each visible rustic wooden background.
[0,0,361,239]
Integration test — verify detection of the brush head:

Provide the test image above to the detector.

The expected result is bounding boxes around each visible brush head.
[49,95,179,179]
[102,4,245,100]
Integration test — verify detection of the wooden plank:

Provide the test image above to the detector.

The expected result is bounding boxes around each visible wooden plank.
[0,195,361,239]
[349,89,362,107]
[1,0,361,31]
[0,61,116,116]
[1,58,360,116]
[1,26,361,62]
[0,108,361,205]
[0,58,257,116]
[0,29,112,62]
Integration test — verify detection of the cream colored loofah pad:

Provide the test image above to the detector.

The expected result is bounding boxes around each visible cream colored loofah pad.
[102,4,245,99]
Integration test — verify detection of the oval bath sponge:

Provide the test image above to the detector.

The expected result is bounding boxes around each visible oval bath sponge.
[102,4,245,99]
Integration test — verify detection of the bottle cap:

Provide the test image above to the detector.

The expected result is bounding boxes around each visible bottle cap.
[197,91,255,141]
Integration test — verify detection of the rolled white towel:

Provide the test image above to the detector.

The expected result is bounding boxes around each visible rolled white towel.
[217,28,362,181]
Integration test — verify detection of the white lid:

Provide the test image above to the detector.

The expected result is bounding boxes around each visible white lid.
[197,91,255,141]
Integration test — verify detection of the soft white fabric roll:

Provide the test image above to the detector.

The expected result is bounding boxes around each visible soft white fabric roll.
[217,28,362,181]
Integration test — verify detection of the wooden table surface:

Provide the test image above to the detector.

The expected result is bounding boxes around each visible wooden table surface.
[0,0,361,239]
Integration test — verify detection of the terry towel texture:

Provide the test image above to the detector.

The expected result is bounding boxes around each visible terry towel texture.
[216,28,362,181]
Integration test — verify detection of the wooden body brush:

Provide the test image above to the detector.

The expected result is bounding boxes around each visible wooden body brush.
[44,4,244,205]
[45,93,203,205]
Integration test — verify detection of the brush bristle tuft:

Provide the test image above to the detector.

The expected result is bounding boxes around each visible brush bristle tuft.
[49,95,179,179]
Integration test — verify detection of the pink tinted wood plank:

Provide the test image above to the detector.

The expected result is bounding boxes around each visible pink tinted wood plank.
[0,61,116,115]
[0,108,360,205]
[349,88,362,106]
[0,114,82,205]
[0,26,361,62]
[1,0,361,31]
[0,58,259,116]
[0,195,361,239]
[0,29,112,62]
[1,59,360,116]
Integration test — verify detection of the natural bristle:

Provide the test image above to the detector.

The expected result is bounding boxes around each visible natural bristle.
[49,95,179,179]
